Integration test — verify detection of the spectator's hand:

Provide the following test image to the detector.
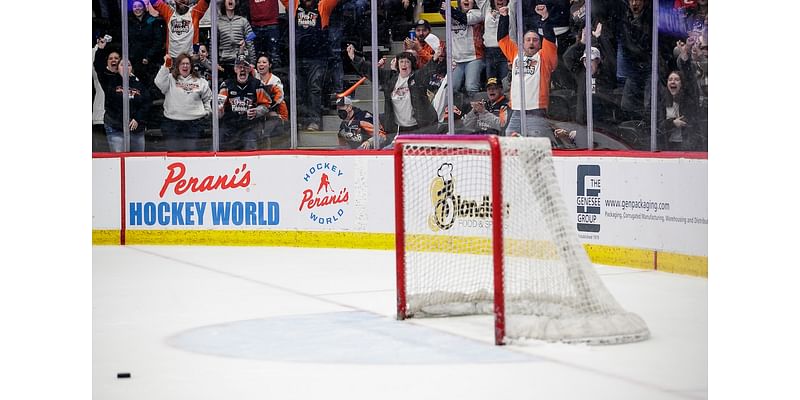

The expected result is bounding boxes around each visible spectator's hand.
[673,115,688,128]
[129,119,139,131]
[691,43,701,59]
[593,22,602,38]
[388,57,395,70]
[144,0,159,17]
[444,105,462,117]
[498,6,509,16]
[535,4,548,20]
[346,43,356,60]
[676,40,690,61]
[142,58,149,65]
[471,101,485,114]
[404,38,420,51]
[247,107,257,120]
[97,36,107,49]
[686,31,698,47]
[402,0,410,8]
[163,54,171,68]
[359,140,372,149]
[555,128,577,143]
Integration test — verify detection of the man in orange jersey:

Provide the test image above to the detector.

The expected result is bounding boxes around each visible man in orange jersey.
[147,0,210,60]
[497,0,557,138]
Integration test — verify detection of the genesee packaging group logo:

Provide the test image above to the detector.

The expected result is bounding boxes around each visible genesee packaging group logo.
[576,164,601,233]
[299,162,350,225]
[427,163,507,231]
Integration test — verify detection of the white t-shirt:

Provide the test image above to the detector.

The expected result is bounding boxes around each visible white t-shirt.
[392,76,416,127]
[167,11,195,57]
[666,102,683,143]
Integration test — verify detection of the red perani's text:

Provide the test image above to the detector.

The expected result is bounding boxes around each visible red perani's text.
[298,188,349,211]
[159,162,251,198]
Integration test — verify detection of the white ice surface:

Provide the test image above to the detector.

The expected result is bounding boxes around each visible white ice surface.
[93,245,707,400]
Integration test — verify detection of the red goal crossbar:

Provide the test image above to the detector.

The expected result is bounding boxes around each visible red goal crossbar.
[393,135,507,345]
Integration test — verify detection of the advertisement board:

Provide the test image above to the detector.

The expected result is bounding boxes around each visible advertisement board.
[92,151,707,274]
[553,157,708,256]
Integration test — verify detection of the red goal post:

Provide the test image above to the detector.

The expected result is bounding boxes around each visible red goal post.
[394,135,507,345]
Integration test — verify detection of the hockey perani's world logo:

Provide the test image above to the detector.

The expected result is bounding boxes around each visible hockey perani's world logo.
[299,162,349,225]
[427,163,508,231]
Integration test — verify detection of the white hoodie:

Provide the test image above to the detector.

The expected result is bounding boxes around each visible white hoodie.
[155,65,212,121]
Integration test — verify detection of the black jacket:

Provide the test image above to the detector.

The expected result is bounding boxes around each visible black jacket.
[94,47,150,132]
[128,14,165,65]
[562,40,616,124]
[352,55,438,134]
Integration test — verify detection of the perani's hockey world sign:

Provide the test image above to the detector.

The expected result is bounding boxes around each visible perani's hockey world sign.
[128,162,280,226]
[119,155,370,231]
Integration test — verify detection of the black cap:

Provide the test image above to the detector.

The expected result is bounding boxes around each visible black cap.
[486,77,502,88]
[235,54,251,67]
[415,19,431,30]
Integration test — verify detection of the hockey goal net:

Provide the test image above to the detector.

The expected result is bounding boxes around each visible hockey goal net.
[394,135,649,345]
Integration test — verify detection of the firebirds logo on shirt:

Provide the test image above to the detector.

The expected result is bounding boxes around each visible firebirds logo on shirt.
[427,163,509,231]
[297,9,319,29]
[513,57,538,76]
[176,81,201,94]
[170,19,191,37]
[298,162,350,225]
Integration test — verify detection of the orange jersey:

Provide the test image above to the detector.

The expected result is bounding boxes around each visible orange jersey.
[152,0,210,58]
[498,32,557,110]
[279,0,339,28]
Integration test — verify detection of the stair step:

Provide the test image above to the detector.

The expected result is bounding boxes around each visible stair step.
[297,130,339,147]
[390,41,405,55]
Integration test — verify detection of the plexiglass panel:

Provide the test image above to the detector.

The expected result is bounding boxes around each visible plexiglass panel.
[91,0,707,152]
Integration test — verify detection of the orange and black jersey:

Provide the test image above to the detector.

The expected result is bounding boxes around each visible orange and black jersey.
[337,108,386,149]
[280,0,340,58]
[219,77,272,126]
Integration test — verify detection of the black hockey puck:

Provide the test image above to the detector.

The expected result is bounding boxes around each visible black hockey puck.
[117,372,131,379]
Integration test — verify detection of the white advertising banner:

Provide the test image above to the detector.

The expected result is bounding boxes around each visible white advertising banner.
[92,157,121,229]
[123,155,387,231]
[553,156,708,256]
[93,152,707,258]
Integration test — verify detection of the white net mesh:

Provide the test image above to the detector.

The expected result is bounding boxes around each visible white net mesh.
[399,137,649,344]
